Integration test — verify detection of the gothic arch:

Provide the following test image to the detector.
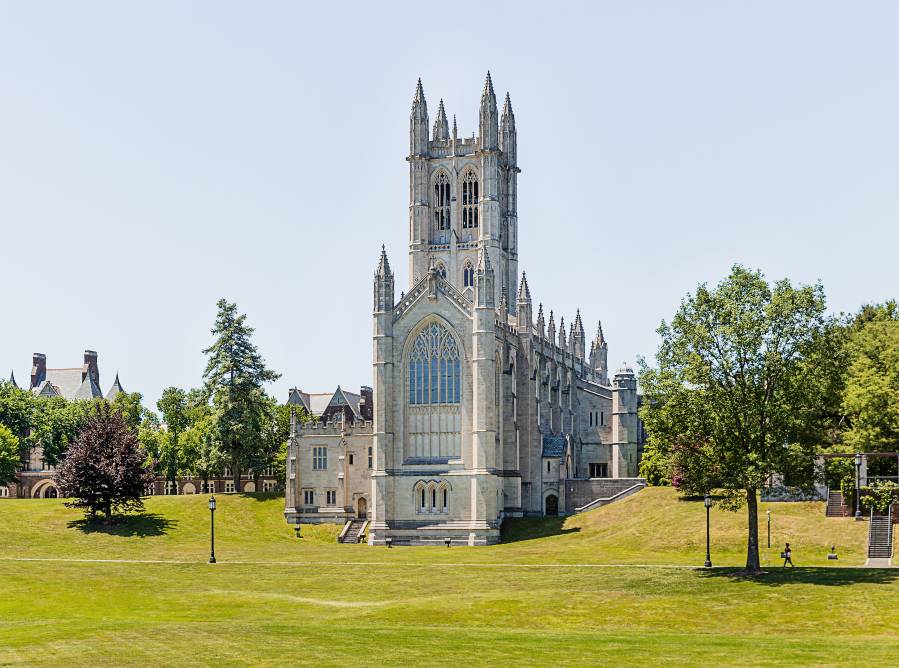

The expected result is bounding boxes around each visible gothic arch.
[431,169,452,236]
[461,260,475,289]
[31,480,59,499]
[459,167,480,235]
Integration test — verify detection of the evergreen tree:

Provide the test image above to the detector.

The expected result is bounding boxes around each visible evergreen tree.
[56,403,153,520]
[202,299,280,490]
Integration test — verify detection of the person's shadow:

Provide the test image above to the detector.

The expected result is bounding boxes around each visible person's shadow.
[66,513,177,538]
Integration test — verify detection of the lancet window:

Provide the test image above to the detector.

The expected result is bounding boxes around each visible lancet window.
[433,172,451,232]
[408,322,461,405]
[461,170,479,229]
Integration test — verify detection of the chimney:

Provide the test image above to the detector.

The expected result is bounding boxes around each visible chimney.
[83,350,99,386]
[360,386,373,421]
[31,353,47,389]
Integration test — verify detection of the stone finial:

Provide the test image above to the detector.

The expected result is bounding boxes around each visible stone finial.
[376,244,392,278]
[517,271,531,304]
[433,98,449,141]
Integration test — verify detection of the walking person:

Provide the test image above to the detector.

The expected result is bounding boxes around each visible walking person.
[782,542,794,568]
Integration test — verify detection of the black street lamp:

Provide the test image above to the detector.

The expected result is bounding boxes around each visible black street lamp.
[208,495,217,563]
[855,453,862,520]
[766,509,771,549]
[704,494,713,568]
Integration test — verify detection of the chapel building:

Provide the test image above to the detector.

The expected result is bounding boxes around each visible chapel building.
[285,75,644,545]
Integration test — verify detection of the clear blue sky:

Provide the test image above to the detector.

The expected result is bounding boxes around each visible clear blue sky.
[1,2,897,409]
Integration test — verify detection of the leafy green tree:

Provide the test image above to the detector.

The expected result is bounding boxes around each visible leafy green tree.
[639,265,830,573]
[182,415,226,492]
[31,397,97,466]
[56,403,154,520]
[842,319,899,451]
[202,299,280,490]
[0,424,20,486]
[109,392,147,432]
[156,387,190,493]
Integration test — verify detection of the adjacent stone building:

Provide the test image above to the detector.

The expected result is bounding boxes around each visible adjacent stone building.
[285,75,644,545]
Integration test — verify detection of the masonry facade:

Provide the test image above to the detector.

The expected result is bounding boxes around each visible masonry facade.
[285,75,643,545]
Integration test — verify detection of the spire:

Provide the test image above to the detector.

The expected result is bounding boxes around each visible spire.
[7,370,17,389]
[376,244,392,278]
[410,78,429,156]
[595,320,606,345]
[572,309,586,359]
[559,316,567,349]
[500,91,517,164]
[517,271,531,304]
[433,99,449,141]
[547,310,556,343]
[374,245,395,312]
[105,372,126,402]
[479,71,499,150]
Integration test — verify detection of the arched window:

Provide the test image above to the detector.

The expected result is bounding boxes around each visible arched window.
[461,170,479,229]
[462,261,474,288]
[433,172,451,232]
[408,322,461,405]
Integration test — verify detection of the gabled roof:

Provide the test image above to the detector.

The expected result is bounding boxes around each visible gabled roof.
[34,380,61,398]
[105,373,125,401]
[74,374,103,400]
[33,368,86,400]
[287,386,363,418]
[330,386,362,419]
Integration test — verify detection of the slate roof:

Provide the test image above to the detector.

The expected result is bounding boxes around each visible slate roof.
[287,386,362,419]
[541,435,566,458]
[73,374,103,400]
[32,368,88,400]
[105,373,125,401]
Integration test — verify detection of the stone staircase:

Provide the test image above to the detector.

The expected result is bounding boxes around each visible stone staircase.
[826,490,850,517]
[338,519,367,544]
[867,509,893,560]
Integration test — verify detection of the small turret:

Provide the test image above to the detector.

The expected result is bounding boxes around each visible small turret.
[475,247,495,308]
[591,320,609,384]
[536,303,545,338]
[572,310,586,359]
[559,316,567,350]
[479,71,498,151]
[433,99,449,141]
[373,245,395,312]
[516,272,532,330]
[547,310,556,344]
[410,78,429,156]
[500,92,517,166]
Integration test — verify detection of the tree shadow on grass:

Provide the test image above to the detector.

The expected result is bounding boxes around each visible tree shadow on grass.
[698,566,899,587]
[66,513,178,538]
[238,491,284,502]
[501,516,581,543]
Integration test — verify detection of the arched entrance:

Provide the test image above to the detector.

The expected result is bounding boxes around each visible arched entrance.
[357,497,367,519]
[243,481,256,493]
[32,480,59,498]
[182,482,196,495]
[545,494,558,516]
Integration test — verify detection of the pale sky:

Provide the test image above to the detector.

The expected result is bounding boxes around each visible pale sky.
[1,2,897,409]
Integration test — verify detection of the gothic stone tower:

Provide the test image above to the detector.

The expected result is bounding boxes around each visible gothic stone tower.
[408,74,519,312]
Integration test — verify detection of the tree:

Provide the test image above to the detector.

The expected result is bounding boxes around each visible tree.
[639,265,829,573]
[181,415,225,492]
[202,299,280,490]
[842,316,899,451]
[156,387,190,493]
[56,403,153,520]
[109,391,147,432]
[0,424,20,487]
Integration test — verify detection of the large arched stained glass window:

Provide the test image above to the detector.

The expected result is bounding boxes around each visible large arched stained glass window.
[409,322,461,405]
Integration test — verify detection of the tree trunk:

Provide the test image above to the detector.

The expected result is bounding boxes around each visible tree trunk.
[233,464,241,492]
[745,487,761,572]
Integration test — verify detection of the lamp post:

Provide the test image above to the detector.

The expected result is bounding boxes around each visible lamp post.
[208,495,217,564]
[766,509,771,549]
[704,494,712,568]
[855,453,862,520]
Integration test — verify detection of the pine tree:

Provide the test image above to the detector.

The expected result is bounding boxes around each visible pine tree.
[56,403,153,520]
[202,299,280,490]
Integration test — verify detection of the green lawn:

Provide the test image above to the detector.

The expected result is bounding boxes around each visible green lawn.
[0,488,895,666]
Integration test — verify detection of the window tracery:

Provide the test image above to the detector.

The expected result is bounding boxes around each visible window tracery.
[408,322,461,405]
[461,169,479,230]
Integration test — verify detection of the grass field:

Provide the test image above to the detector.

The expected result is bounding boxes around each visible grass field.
[1,488,896,666]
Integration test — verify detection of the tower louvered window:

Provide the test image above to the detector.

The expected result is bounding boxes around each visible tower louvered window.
[461,170,479,229]
[433,172,451,232]
[408,322,461,405]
